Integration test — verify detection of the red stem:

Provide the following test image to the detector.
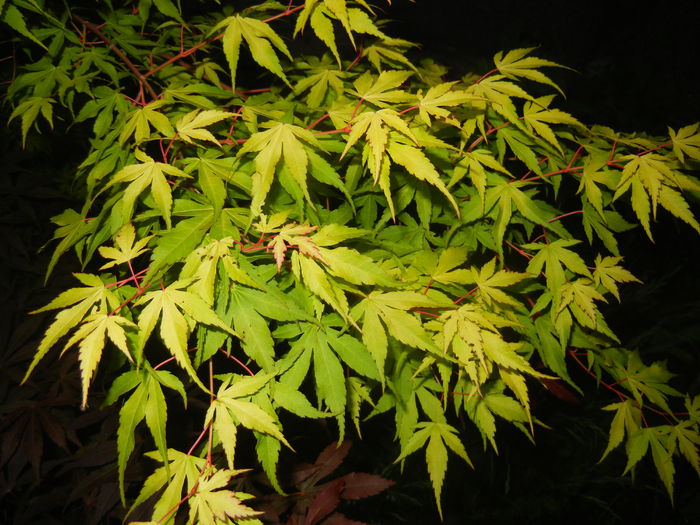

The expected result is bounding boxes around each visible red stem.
[218,349,255,376]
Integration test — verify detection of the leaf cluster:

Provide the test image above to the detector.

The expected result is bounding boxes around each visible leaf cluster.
[3,0,700,521]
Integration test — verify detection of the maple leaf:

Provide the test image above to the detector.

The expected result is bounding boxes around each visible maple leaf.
[61,311,135,409]
[128,448,206,521]
[188,468,262,525]
[266,223,320,271]
[136,279,238,389]
[359,291,446,374]
[493,47,569,96]
[484,180,552,253]
[448,149,511,206]
[206,373,289,470]
[115,369,184,504]
[669,122,700,164]
[396,421,471,519]
[98,222,153,269]
[176,109,234,146]
[466,74,530,124]
[238,122,322,215]
[24,273,120,383]
[43,208,98,281]
[119,100,174,144]
[107,149,189,228]
[416,81,478,126]
[8,95,54,147]
[522,239,592,291]
[362,39,419,72]
[468,257,530,307]
[294,68,346,107]
[557,278,607,328]
[341,108,417,176]
[522,95,585,154]
[593,255,641,301]
[600,399,642,462]
[349,69,415,107]
[213,15,292,92]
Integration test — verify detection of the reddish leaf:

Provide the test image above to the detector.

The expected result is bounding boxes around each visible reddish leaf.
[338,472,394,500]
[38,410,69,451]
[323,512,369,525]
[22,413,43,478]
[312,440,352,482]
[305,479,344,525]
[542,378,580,404]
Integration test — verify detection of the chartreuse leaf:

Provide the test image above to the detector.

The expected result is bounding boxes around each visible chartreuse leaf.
[360,291,445,359]
[349,70,415,107]
[145,211,215,283]
[646,427,676,502]
[613,153,700,237]
[61,311,135,409]
[318,246,396,286]
[309,326,347,413]
[136,280,237,390]
[469,257,530,307]
[119,100,174,144]
[98,222,153,269]
[593,255,641,301]
[557,278,607,328]
[116,367,186,506]
[670,422,700,476]
[188,468,262,524]
[213,15,292,92]
[600,399,642,462]
[176,109,234,146]
[396,421,471,519]
[206,374,291,471]
[273,380,329,418]
[24,274,120,383]
[8,96,54,146]
[416,81,477,126]
[449,149,511,206]
[117,380,149,504]
[669,123,700,164]
[494,47,568,95]
[108,149,189,228]
[238,122,322,215]
[523,239,592,291]
[387,140,460,216]
[341,108,417,176]
[128,448,206,522]
[522,95,585,153]
[43,208,98,282]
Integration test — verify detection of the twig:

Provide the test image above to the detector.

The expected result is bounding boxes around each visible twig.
[74,15,158,100]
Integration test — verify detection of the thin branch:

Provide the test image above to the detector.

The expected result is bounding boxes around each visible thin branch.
[74,15,158,100]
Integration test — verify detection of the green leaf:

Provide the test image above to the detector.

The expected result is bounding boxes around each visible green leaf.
[119,102,175,144]
[1,4,47,49]
[494,47,568,95]
[8,96,54,146]
[187,469,262,523]
[312,329,347,414]
[215,15,292,92]
[145,212,214,282]
[176,109,234,146]
[117,382,148,503]
[61,312,135,409]
[523,239,592,292]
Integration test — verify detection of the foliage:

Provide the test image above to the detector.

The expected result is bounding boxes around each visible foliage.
[2,0,700,522]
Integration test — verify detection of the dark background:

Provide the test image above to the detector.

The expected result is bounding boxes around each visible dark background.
[2,1,700,523]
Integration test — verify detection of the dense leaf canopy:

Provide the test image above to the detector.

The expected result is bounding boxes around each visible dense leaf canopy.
[2,1,700,523]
